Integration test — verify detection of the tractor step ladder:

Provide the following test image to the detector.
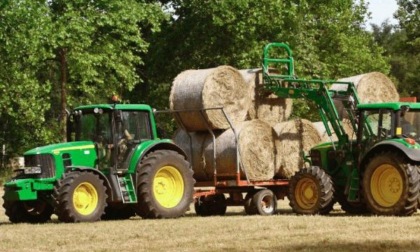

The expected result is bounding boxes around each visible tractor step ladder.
[347,168,361,202]
[117,175,137,204]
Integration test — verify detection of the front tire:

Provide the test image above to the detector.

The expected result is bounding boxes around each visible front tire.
[3,197,53,223]
[362,152,419,216]
[53,171,108,222]
[136,150,195,219]
[288,166,334,215]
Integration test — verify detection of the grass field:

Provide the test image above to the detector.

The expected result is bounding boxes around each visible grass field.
[1,188,420,252]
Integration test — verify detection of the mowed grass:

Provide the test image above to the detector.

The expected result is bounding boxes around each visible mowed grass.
[1,188,420,252]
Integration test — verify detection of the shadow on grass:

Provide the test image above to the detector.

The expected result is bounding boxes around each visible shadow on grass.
[274,240,420,252]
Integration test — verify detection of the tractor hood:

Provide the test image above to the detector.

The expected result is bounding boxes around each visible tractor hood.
[25,141,96,156]
[24,141,98,171]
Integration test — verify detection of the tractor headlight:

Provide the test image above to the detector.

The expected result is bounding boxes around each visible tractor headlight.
[24,166,42,174]
[17,157,25,168]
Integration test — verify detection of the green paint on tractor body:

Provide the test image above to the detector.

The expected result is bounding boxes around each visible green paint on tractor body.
[263,42,420,205]
[3,103,183,204]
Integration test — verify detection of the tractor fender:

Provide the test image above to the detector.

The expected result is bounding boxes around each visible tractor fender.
[360,141,420,171]
[64,166,114,201]
[139,141,188,161]
[127,140,189,173]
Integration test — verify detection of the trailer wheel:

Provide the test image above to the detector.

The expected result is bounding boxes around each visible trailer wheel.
[53,171,107,222]
[3,198,53,223]
[244,192,256,215]
[288,166,334,215]
[194,194,227,216]
[362,152,419,216]
[136,150,194,219]
[249,189,277,216]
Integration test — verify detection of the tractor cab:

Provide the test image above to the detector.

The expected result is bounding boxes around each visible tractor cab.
[67,104,155,170]
[356,102,420,149]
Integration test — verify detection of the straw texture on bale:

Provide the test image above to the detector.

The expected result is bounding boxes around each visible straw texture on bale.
[330,72,399,118]
[172,120,276,181]
[239,69,292,126]
[172,130,211,181]
[312,119,356,142]
[170,66,251,131]
[274,119,323,179]
[312,121,338,142]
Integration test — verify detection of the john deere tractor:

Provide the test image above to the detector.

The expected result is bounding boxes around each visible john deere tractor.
[2,100,194,223]
[263,42,420,216]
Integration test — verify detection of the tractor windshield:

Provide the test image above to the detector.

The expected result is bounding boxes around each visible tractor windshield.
[116,110,153,142]
[76,109,112,144]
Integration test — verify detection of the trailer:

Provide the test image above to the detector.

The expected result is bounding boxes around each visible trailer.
[158,108,290,216]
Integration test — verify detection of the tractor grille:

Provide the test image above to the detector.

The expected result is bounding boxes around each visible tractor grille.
[24,154,56,178]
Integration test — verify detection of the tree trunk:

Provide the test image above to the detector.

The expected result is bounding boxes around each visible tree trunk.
[59,48,67,141]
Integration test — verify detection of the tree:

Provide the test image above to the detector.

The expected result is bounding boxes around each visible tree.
[0,1,54,154]
[394,0,420,98]
[140,0,389,120]
[0,0,166,156]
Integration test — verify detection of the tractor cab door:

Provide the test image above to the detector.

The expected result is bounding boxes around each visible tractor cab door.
[113,110,153,170]
[357,109,395,156]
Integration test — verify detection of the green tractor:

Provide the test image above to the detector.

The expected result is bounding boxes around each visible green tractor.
[2,100,195,223]
[263,42,420,216]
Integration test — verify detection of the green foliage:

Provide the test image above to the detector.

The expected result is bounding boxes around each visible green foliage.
[0,1,54,153]
[0,0,406,157]
[372,1,420,99]
[143,0,389,120]
[0,0,165,155]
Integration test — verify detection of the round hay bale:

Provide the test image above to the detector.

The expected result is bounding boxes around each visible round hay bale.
[173,120,276,182]
[312,121,338,142]
[330,72,399,118]
[170,66,251,131]
[203,119,276,181]
[312,120,356,142]
[172,129,211,181]
[239,69,292,126]
[274,119,323,179]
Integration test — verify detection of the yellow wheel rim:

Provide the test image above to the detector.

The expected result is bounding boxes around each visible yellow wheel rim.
[153,166,184,208]
[295,177,318,210]
[370,164,403,207]
[73,182,99,216]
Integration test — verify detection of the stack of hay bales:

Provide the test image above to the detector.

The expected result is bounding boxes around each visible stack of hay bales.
[170,67,400,182]
[170,66,322,181]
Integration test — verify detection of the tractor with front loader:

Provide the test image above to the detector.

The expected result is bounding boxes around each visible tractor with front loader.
[263,42,420,216]
[2,98,195,223]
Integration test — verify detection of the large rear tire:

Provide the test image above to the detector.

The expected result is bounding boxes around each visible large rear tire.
[362,152,419,216]
[3,197,53,223]
[288,166,334,215]
[136,150,195,219]
[53,171,108,222]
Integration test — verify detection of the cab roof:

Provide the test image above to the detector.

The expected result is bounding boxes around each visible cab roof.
[74,103,153,111]
[357,102,420,111]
